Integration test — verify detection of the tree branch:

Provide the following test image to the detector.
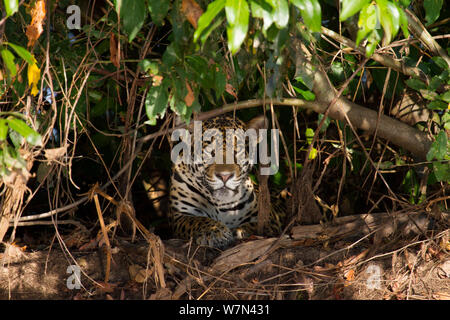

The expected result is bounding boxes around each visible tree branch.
[405,9,450,68]
[321,26,427,81]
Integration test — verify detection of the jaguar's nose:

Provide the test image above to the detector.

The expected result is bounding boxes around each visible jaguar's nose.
[216,172,233,183]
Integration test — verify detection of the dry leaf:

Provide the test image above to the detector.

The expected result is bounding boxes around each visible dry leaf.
[225,83,238,99]
[184,81,195,107]
[44,146,67,160]
[110,33,120,68]
[152,75,163,86]
[149,287,173,300]
[129,264,153,283]
[26,0,46,47]
[96,281,116,293]
[181,0,203,29]
[344,269,355,286]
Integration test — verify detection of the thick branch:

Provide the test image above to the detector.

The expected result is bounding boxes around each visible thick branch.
[291,39,433,159]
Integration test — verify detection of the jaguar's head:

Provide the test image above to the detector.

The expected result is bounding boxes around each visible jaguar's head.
[198,115,267,198]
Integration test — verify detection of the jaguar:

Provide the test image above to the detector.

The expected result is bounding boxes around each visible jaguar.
[169,115,285,248]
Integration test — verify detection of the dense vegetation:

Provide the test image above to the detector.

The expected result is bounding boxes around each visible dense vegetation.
[0,0,448,264]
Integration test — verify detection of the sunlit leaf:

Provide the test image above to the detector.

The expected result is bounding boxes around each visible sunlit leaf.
[225,0,250,54]
[7,43,34,64]
[308,147,317,159]
[356,3,376,46]
[340,0,369,21]
[271,0,289,29]
[376,0,395,46]
[398,5,409,38]
[27,61,41,96]
[305,127,314,144]
[194,0,226,43]
[250,0,275,34]
[291,0,322,32]
[293,86,316,100]
[4,0,19,17]
[0,119,7,141]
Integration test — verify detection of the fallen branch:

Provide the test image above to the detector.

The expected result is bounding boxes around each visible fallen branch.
[290,211,448,242]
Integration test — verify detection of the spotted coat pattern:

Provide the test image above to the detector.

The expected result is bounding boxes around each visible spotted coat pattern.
[169,116,284,248]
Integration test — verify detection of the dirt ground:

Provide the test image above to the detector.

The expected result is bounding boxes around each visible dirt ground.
[1,210,449,300]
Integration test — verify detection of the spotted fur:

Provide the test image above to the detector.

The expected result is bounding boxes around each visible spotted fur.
[169,116,284,248]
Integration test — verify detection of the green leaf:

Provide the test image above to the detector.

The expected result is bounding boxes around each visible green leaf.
[0,48,16,77]
[432,57,448,70]
[340,0,370,21]
[399,0,411,7]
[376,0,398,46]
[428,76,444,91]
[402,168,419,203]
[427,100,447,110]
[433,161,450,183]
[271,0,289,29]
[250,0,275,34]
[145,81,169,125]
[194,0,226,43]
[305,127,314,144]
[214,68,227,99]
[138,59,159,75]
[0,119,7,141]
[424,0,443,25]
[119,0,147,42]
[365,28,381,56]
[308,147,317,159]
[356,3,376,46]
[385,2,400,39]
[225,0,250,54]
[292,86,316,100]
[439,90,450,103]
[4,0,19,17]
[6,43,34,64]
[6,118,42,146]
[405,78,427,91]
[398,5,409,38]
[420,89,438,101]
[148,0,170,26]
[317,114,331,133]
[427,130,447,161]
[443,113,450,130]
[291,0,322,32]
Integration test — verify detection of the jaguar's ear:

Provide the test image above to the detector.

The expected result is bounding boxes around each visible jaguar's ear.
[246,115,268,131]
